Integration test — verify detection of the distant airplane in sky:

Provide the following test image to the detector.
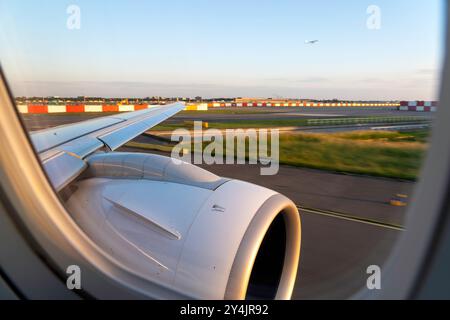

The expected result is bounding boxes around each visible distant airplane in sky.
[305,40,319,44]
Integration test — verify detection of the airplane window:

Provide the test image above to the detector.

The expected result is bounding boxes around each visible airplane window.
[0,1,445,300]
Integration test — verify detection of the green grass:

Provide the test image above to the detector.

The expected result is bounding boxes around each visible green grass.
[126,130,429,180]
[332,130,430,143]
[277,132,426,180]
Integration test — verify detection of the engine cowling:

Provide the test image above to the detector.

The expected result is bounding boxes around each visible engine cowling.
[64,152,301,299]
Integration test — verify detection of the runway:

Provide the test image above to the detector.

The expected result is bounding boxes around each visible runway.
[174,107,433,122]
[21,107,433,132]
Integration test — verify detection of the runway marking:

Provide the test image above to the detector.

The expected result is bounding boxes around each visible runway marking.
[297,205,404,231]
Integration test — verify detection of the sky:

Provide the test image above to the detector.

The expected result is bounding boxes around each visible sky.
[0,0,445,100]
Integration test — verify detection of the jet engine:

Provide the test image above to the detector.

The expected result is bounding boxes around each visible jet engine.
[64,152,301,299]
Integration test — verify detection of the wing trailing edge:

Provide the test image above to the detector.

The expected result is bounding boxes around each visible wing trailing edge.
[30,102,185,191]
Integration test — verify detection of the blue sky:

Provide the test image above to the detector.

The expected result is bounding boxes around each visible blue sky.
[0,0,445,100]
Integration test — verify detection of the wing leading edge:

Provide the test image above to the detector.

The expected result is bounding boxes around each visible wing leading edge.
[30,102,185,191]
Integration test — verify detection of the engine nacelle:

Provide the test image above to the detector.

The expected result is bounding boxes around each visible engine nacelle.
[64,152,301,299]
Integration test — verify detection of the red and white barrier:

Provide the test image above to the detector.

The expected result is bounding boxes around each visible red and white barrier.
[17,103,208,113]
[18,101,436,113]
[17,104,154,114]
[399,101,438,112]
[207,102,399,108]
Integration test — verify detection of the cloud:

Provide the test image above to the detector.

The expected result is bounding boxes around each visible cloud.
[293,77,330,83]
[416,68,438,75]
[264,77,331,84]
[358,77,390,84]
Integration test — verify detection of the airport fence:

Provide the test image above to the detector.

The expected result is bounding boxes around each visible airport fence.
[306,116,431,126]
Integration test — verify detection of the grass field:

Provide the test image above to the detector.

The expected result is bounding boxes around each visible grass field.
[277,131,427,180]
[125,130,429,180]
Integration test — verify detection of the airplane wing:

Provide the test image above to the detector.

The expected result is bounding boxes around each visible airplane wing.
[30,102,185,191]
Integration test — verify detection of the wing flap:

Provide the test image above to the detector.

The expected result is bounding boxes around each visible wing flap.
[31,117,124,154]
[97,104,184,151]
[42,151,87,191]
